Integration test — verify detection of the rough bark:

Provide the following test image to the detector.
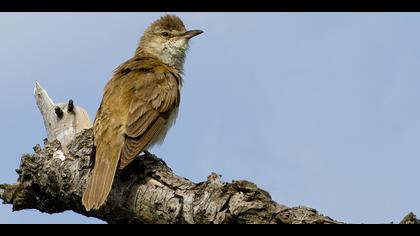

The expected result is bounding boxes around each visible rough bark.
[399,212,420,224]
[2,83,416,224]
[0,129,342,224]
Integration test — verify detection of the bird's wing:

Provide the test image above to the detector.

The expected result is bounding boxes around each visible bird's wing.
[119,70,180,169]
[83,76,127,211]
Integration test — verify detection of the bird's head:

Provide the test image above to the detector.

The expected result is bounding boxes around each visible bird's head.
[136,15,203,70]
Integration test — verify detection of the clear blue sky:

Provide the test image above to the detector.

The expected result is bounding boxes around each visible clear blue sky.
[1,13,420,224]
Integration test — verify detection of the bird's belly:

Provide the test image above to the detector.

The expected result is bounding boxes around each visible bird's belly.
[150,107,179,148]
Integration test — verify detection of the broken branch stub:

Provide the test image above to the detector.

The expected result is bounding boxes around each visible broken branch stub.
[33,81,93,154]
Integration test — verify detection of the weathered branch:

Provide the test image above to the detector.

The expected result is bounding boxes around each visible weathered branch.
[0,129,341,224]
[2,83,416,224]
[33,81,92,155]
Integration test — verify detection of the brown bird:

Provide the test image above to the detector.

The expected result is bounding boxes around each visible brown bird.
[82,15,203,211]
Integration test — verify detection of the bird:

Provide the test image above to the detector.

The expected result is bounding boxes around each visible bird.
[82,15,203,211]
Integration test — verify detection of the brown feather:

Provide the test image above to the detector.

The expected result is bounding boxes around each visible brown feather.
[119,67,179,169]
[82,14,200,211]
[82,141,121,210]
[120,115,168,169]
[82,57,181,210]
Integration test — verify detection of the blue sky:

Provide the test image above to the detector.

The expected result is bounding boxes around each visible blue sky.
[1,13,420,224]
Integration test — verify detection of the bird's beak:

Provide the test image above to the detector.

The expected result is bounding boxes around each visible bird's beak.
[182,30,203,39]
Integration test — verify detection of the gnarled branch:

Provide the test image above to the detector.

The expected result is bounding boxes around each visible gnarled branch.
[2,83,415,224]
[0,129,340,224]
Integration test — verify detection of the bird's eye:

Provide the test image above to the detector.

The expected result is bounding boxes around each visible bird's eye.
[161,32,169,37]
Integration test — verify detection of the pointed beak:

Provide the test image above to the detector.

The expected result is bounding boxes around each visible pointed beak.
[183,30,203,39]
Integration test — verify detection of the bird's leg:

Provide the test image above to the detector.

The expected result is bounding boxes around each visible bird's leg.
[141,150,167,166]
[88,146,96,168]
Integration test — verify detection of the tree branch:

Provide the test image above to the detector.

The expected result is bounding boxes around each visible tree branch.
[1,83,415,224]
[33,81,92,156]
[1,129,343,224]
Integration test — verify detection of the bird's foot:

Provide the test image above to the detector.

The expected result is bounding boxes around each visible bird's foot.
[139,150,167,166]
[137,150,152,161]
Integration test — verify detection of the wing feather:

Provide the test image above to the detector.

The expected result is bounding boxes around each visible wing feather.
[119,70,179,169]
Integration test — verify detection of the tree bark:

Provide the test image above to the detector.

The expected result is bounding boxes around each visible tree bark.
[1,83,416,224]
[0,128,343,224]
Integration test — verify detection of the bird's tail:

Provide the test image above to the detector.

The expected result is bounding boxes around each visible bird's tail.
[82,146,120,211]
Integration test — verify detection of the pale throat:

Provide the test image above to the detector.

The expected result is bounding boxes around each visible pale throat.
[146,39,188,71]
